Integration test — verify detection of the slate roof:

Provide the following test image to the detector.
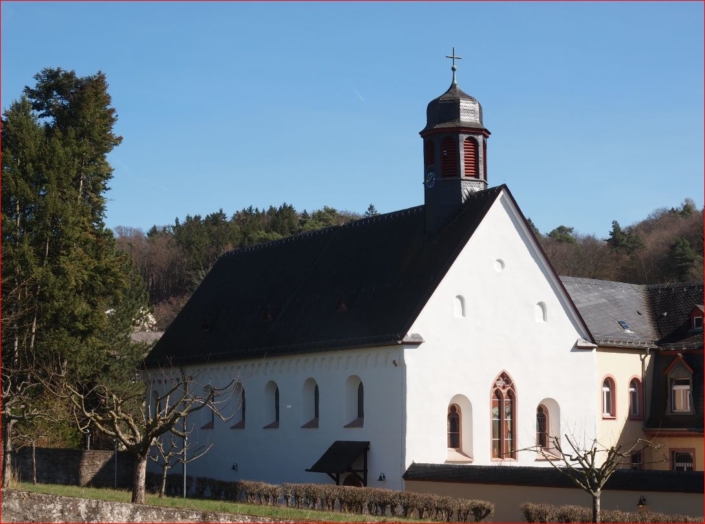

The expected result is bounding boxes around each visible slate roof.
[646,351,704,432]
[306,441,369,474]
[403,463,704,493]
[561,278,703,350]
[145,186,505,368]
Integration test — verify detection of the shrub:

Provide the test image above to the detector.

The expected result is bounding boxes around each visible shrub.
[521,502,703,523]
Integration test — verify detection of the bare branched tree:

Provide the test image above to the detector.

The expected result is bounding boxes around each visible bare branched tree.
[149,425,212,498]
[67,369,233,504]
[528,434,668,523]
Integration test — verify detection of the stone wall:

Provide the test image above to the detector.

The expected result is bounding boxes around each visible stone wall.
[1,490,285,523]
[13,448,134,488]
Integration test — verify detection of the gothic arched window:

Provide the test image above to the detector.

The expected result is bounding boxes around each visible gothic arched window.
[491,372,516,459]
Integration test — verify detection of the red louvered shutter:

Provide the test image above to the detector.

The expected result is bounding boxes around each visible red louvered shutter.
[463,137,478,178]
[424,139,435,167]
[440,137,457,178]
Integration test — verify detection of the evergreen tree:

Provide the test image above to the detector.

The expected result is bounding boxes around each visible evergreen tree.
[548,225,577,244]
[2,70,147,477]
[365,204,379,217]
[665,238,698,282]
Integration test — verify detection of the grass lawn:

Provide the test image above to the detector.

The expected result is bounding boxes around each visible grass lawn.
[13,482,417,522]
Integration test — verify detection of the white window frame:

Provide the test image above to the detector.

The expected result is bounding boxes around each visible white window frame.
[671,379,691,413]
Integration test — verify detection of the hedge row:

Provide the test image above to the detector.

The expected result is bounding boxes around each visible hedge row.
[145,473,493,521]
[521,503,704,523]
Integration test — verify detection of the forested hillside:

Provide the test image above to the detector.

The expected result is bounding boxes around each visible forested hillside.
[116,200,703,330]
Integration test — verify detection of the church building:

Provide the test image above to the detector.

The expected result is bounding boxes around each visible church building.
[144,53,702,496]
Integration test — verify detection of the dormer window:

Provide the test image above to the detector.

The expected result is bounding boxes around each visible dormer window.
[689,306,704,331]
[693,316,703,330]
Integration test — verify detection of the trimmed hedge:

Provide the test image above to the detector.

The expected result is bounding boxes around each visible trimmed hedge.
[521,502,704,523]
[145,472,493,521]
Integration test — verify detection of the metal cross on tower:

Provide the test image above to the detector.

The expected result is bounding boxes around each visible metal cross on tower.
[446,47,462,85]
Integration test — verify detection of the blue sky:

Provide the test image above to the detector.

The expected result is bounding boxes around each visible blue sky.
[2,2,703,237]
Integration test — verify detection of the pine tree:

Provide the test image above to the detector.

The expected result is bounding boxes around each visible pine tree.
[2,70,147,480]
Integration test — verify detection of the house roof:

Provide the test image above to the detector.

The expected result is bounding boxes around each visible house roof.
[561,278,703,351]
[145,186,505,368]
[403,463,704,493]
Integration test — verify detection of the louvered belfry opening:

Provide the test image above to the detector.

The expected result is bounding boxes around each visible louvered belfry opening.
[440,137,457,178]
[463,137,479,178]
[424,139,435,167]
[483,139,487,181]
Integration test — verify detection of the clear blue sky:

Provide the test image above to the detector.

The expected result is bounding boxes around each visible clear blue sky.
[2,2,703,237]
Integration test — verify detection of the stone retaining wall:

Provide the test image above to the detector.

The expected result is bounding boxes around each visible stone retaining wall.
[13,447,134,488]
[1,490,287,523]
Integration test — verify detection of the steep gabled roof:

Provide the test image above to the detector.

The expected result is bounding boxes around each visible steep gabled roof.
[145,186,505,367]
[648,283,704,350]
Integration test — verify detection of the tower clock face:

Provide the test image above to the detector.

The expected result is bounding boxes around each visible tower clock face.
[424,168,436,189]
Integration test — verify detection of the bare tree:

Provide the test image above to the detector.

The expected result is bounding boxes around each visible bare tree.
[528,434,668,523]
[149,422,213,498]
[67,369,233,504]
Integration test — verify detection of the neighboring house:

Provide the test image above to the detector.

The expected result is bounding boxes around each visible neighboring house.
[562,278,703,471]
[143,59,703,497]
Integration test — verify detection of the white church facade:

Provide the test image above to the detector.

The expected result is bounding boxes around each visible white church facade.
[144,55,702,495]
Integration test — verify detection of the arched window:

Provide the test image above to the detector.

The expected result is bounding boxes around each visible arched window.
[424,139,435,167]
[447,404,461,449]
[440,137,457,178]
[454,295,466,318]
[463,137,479,178]
[491,372,516,459]
[602,377,615,418]
[264,381,279,429]
[345,376,364,427]
[629,378,641,418]
[357,382,364,418]
[535,302,547,322]
[201,385,215,429]
[536,405,549,448]
[230,383,246,429]
[301,378,319,428]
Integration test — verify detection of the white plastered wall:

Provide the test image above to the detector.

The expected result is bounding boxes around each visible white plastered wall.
[147,345,407,490]
[404,190,598,469]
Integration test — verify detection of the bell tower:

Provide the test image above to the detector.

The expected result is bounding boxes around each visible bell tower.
[421,49,491,232]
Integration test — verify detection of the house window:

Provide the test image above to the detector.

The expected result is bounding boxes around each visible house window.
[672,451,694,472]
[448,404,461,449]
[491,372,516,459]
[629,378,641,418]
[671,378,691,412]
[536,405,549,448]
[454,295,466,318]
[693,316,703,330]
[631,451,643,470]
[602,377,615,418]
